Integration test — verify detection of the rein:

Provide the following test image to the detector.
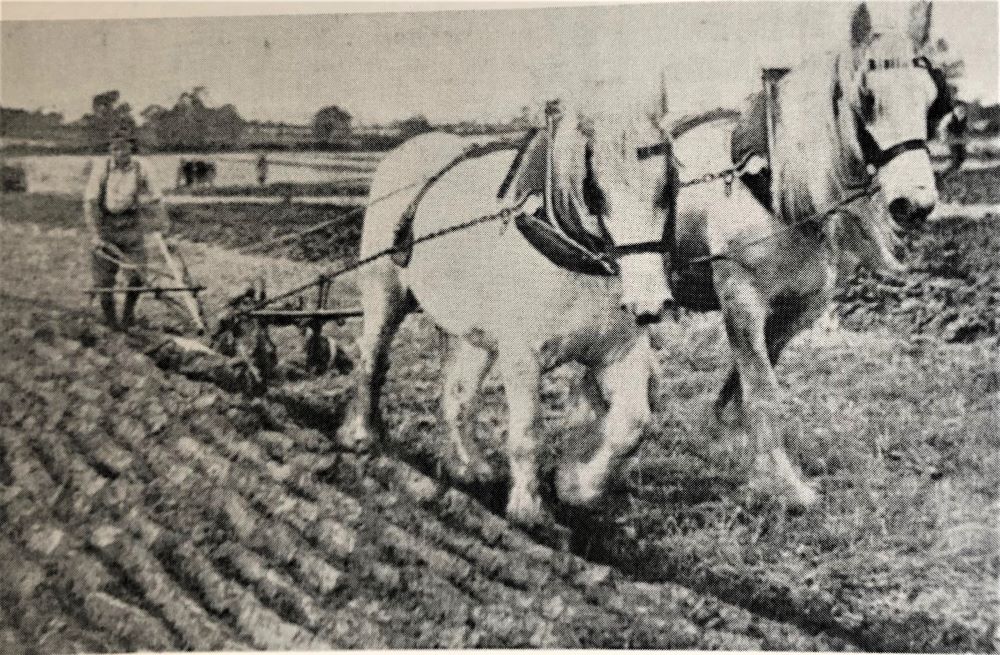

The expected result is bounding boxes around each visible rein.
[677,182,880,270]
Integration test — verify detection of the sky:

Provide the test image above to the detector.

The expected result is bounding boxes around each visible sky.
[2,1,997,126]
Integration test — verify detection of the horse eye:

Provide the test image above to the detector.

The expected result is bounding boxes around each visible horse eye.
[860,90,876,122]
[868,59,876,71]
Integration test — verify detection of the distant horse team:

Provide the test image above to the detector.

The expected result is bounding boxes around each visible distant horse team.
[349,1,952,525]
[176,158,217,188]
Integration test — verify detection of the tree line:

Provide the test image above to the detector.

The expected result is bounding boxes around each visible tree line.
[74,86,432,151]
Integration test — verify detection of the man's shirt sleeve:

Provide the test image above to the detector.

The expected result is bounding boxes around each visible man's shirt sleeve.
[83,157,105,203]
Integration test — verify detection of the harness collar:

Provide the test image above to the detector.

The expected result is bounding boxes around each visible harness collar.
[528,105,674,276]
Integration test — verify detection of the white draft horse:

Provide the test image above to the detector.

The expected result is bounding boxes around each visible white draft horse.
[349,97,677,525]
[674,0,942,507]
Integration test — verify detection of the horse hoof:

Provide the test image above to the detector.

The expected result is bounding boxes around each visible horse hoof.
[506,486,543,527]
[749,450,820,509]
[748,471,820,510]
[555,465,602,507]
[338,417,374,453]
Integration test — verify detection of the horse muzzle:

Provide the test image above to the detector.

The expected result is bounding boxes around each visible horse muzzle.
[619,256,671,325]
[887,184,937,230]
[877,148,938,230]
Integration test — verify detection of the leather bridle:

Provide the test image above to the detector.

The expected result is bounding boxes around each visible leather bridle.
[593,138,677,266]
[834,54,950,175]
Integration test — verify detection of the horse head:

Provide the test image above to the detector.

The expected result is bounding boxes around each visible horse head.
[551,101,677,324]
[840,0,944,229]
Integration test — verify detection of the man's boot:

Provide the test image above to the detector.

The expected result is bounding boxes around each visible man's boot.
[100,294,119,329]
[121,290,140,329]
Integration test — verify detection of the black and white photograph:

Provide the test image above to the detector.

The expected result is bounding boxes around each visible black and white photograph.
[1,0,998,651]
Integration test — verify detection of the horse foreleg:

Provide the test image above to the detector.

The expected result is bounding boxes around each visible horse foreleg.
[440,336,496,480]
[557,336,654,507]
[343,265,414,450]
[498,352,544,526]
[718,275,818,508]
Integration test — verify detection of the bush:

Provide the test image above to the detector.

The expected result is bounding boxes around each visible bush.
[2,164,28,192]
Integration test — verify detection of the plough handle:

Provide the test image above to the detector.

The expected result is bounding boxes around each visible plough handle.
[151,231,207,334]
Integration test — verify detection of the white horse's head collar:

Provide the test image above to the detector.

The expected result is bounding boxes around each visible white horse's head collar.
[839,1,943,230]
[544,104,677,321]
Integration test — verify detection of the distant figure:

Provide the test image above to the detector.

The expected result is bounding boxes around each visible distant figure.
[257,153,269,186]
[940,102,969,173]
[83,127,168,329]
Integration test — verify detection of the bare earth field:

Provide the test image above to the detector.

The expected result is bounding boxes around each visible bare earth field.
[0,173,998,651]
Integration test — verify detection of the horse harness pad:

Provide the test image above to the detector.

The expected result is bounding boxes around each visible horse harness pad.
[509,106,675,276]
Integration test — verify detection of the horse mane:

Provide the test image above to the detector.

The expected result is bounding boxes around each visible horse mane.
[770,49,867,225]
[770,45,910,273]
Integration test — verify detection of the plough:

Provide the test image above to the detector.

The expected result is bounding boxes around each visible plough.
[210,275,361,393]
[85,231,209,335]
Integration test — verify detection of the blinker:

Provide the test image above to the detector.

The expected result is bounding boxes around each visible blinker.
[636,143,668,160]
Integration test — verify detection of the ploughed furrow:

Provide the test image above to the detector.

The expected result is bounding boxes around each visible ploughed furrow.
[116,406,369,645]
[366,456,843,651]
[0,425,168,653]
[184,363,842,648]
[0,328,252,651]
[0,539,123,655]
[1,298,853,651]
[86,523,248,651]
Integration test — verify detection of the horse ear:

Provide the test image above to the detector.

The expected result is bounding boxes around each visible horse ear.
[908,0,932,47]
[850,2,873,50]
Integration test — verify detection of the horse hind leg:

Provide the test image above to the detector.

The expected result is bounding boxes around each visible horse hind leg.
[557,336,654,507]
[341,262,414,451]
[717,274,818,508]
[710,293,825,458]
[439,336,496,482]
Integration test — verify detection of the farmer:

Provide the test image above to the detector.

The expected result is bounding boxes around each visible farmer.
[83,127,168,329]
